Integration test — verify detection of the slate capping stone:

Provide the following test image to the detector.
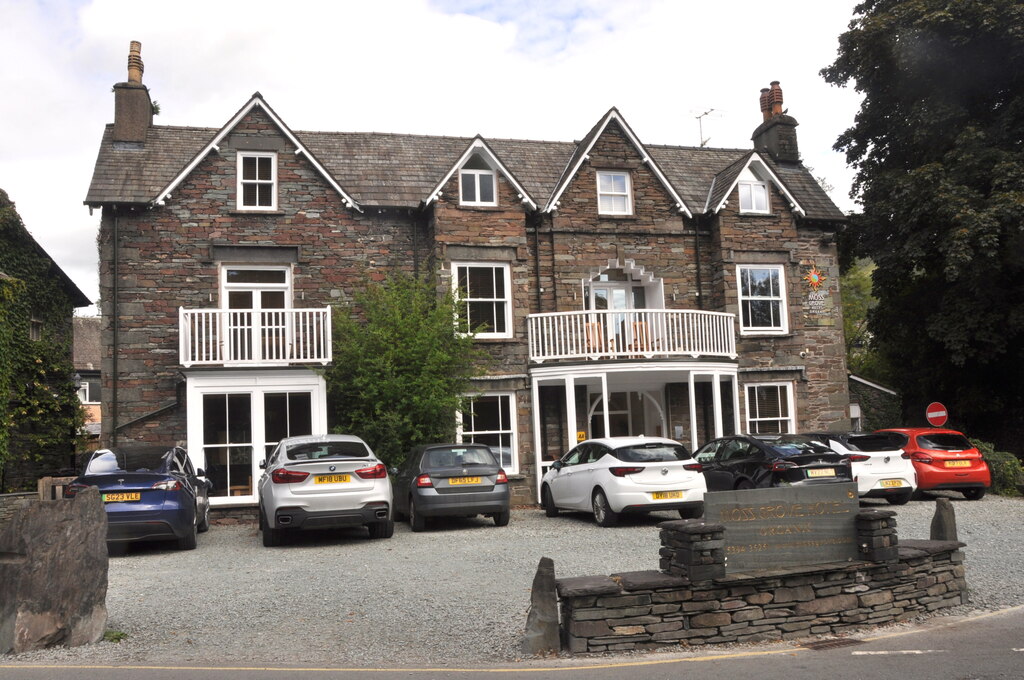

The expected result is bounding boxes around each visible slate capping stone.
[557,576,622,598]
[898,539,966,556]
[613,570,690,591]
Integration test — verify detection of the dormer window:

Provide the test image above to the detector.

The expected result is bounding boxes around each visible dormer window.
[237,152,277,210]
[737,166,770,214]
[597,171,632,215]
[460,154,497,207]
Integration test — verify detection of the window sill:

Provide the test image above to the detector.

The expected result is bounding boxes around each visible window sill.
[597,213,638,220]
[473,336,517,343]
[228,210,285,216]
[738,211,774,217]
[457,204,502,211]
[739,331,793,338]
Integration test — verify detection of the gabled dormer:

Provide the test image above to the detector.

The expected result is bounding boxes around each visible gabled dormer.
[706,152,804,218]
[544,108,692,218]
[153,92,362,213]
[425,137,537,211]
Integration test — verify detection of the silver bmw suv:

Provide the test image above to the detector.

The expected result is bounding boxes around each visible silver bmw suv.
[257,434,394,547]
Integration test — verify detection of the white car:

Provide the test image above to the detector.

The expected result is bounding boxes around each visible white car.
[800,432,917,504]
[257,434,394,546]
[540,436,706,526]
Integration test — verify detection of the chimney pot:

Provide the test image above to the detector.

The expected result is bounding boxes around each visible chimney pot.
[127,40,144,84]
[769,81,784,116]
[759,88,771,121]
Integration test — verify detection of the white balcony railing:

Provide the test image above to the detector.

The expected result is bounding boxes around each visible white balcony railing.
[528,309,736,363]
[179,307,332,367]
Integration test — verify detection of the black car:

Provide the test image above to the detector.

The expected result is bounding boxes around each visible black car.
[694,435,853,491]
[65,445,211,550]
[391,443,510,531]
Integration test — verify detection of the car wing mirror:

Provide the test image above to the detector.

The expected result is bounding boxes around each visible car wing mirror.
[259,460,267,470]
[196,468,206,477]
[551,460,564,471]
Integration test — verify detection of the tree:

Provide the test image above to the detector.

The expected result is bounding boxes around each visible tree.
[822,0,1024,452]
[841,257,891,382]
[324,272,487,467]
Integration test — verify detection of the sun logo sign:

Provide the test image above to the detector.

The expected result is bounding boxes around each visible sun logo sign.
[803,265,827,291]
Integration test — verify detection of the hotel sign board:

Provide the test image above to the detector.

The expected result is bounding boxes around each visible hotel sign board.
[704,483,860,573]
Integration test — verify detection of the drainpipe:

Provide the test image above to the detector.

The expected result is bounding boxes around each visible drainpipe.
[111,208,120,446]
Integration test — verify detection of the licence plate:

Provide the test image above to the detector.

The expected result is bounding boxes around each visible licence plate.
[449,477,482,485]
[652,490,683,500]
[880,479,904,488]
[315,474,350,484]
[807,468,836,478]
[945,460,971,468]
[103,492,140,502]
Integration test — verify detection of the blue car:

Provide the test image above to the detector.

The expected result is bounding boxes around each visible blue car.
[66,446,211,550]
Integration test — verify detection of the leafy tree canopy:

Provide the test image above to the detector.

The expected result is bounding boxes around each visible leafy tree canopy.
[324,272,487,467]
[822,0,1024,449]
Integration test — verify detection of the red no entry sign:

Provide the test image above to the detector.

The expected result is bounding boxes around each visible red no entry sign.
[926,402,948,427]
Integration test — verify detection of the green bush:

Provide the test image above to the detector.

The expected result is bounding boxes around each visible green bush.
[971,439,1023,496]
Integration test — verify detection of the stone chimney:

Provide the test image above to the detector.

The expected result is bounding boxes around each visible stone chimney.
[751,80,799,163]
[112,41,152,143]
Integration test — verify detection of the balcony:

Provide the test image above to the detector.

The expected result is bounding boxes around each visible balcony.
[528,309,736,363]
[179,307,332,368]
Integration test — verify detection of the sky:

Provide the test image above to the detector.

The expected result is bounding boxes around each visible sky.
[0,0,864,315]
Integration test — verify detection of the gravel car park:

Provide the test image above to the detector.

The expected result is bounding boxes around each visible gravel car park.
[10,493,1024,668]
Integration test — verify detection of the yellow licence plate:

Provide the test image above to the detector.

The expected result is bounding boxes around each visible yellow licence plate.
[945,460,971,468]
[103,492,140,502]
[652,490,683,500]
[880,479,904,488]
[315,474,350,484]
[449,477,481,485]
[807,468,836,478]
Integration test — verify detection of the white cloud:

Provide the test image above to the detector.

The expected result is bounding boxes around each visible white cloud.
[0,0,862,314]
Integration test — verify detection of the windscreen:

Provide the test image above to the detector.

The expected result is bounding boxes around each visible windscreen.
[770,438,835,458]
[917,433,973,451]
[843,433,903,452]
[424,446,496,468]
[86,447,171,474]
[612,443,691,463]
[286,441,370,461]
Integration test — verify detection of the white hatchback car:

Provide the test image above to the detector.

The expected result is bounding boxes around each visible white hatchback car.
[540,436,706,526]
[257,434,394,546]
[799,432,917,504]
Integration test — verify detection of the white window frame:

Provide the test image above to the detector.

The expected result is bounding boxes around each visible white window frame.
[77,377,100,405]
[459,168,497,207]
[744,382,795,435]
[452,262,513,339]
[220,266,292,309]
[738,180,770,214]
[596,171,632,215]
[458,391,518,474]
[236,152,278,211]
[737,264,788,335]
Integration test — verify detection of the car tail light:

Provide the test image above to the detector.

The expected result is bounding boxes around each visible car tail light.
[496,470,508,484]
[609,466,644,477]
[64,482,90,498]
[847,454,871,462]
[683,462,703,472]
[271,468,310,484]
[151,480,181,491]
[770,460,797,471]
[355,463,387,479]
[910,452,933,464]
[415,473,433,487]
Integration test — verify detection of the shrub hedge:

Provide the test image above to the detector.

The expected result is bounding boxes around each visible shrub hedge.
[972,439,1023,496]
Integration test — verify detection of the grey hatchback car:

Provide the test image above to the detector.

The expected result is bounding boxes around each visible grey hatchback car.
[391,443,510,531]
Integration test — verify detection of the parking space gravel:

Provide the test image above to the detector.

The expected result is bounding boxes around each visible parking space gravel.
[12,492,1024,667]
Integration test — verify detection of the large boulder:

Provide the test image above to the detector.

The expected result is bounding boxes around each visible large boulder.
[0,487,108,654]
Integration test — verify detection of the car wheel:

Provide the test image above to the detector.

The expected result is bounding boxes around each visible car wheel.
[261,509,283,547]
[409,498,427,532]
[736,479,755,491]
[962,487,986,501]
[197,501,211,533]
[592,489,619,527]
[541,485,559,517]
[368,519,395,539]
[493,510,510,527]
[678,506,703,519]
[177,515,198,551]
[886,491,912,505]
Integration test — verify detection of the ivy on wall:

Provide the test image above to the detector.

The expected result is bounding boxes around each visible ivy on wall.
[0,189,85,492]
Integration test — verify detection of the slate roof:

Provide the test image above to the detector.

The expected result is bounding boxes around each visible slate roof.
[85,117,846,223]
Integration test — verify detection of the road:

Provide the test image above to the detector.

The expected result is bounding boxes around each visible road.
[3,605,1022,680]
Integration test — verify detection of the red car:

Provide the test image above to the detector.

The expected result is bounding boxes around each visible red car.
[876,428,990,500]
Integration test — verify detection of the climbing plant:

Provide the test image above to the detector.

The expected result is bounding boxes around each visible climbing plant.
[0,189,85,491]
